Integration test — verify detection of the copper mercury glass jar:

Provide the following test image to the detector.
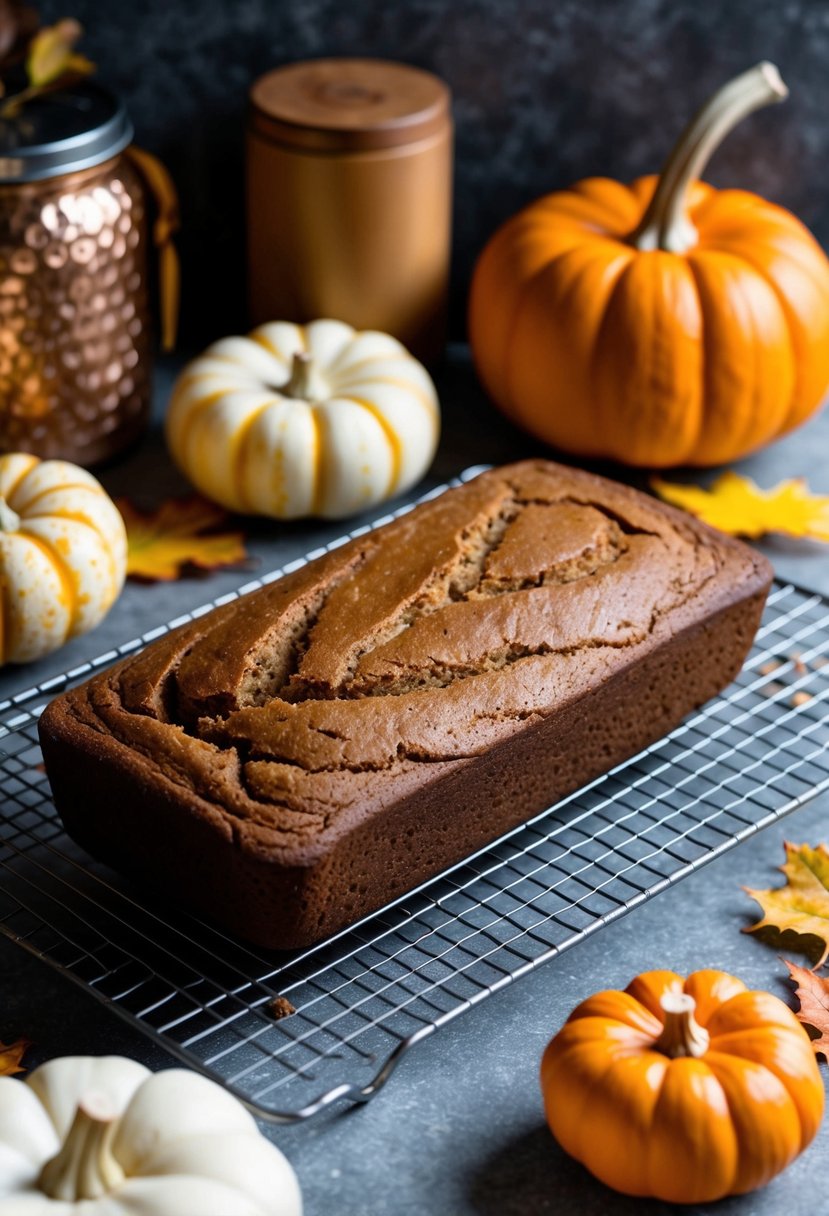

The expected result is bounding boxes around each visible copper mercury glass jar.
[247,59,453,364]
[0,82,178,465]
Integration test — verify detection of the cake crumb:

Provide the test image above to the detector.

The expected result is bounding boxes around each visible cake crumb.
[267,996,297,1020]
[790,652,807,677]
[758,659,783,676]
[791,691,812,708]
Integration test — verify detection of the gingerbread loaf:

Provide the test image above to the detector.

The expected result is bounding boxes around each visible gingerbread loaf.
[39,461,772,950]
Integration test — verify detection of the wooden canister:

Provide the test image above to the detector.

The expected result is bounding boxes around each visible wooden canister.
[247,59,452,363]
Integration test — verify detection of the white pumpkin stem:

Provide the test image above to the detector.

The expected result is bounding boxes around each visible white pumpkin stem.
[0,496,21,533]
[281,351,327,402]
[630,62,787,253]
[38,1091,125,1201]
[654,992,710,1059]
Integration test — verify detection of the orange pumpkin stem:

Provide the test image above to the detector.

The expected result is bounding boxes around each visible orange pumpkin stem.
[654,991,710,1059]
[38,1091,125,1201]
[630,62,788,254]
[282,351,326,402]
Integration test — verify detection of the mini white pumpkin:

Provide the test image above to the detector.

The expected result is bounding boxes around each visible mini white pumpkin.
[0,1056,302,1215]
[166,318,440,519]
[0,454,127,665]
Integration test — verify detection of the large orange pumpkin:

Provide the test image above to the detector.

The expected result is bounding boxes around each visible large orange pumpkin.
[469,63,829,467]
[540,969,824,1204]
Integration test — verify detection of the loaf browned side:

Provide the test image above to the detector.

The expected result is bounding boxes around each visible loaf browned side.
[39,461,772,949]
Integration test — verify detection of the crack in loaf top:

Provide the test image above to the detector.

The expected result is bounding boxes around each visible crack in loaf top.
[57,462,763,855]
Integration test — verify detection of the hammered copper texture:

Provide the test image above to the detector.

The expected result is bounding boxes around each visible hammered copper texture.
[0,155,151,466]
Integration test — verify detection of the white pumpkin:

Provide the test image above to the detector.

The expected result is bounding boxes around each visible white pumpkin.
[0,1056,302,1215]
[0,454,127,665]
[166,318,440,519]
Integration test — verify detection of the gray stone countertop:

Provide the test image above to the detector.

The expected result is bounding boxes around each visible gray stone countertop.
[1,346,829,1215]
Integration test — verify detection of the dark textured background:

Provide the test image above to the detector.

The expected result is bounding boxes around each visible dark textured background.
[35,0,829,340]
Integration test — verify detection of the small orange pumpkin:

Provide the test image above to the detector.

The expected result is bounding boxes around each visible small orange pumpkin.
[469,64,829,467]
[540,969,824,1204]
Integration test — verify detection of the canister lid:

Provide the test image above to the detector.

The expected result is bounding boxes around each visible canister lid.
[249,58,450,152]
[0,82,133,182]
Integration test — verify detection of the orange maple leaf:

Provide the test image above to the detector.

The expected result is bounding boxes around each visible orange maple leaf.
[651,472,829,541]
[784,960,829,1059]
[116,496,250,583]
[0,1037,31,1076]
[743,842,829,967]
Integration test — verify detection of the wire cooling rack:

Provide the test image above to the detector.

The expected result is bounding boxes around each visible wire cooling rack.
[2,468,829,1122]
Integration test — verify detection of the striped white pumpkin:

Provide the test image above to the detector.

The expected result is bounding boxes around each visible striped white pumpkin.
[166,319,440,519]
[0,453,127,665]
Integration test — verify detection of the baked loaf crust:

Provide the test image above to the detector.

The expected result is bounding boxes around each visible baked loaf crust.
[39,461,772,950]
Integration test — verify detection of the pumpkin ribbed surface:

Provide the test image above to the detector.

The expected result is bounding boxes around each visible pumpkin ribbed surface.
[0,453,126,664]
[0,1055,302,1213]
[470,65,829,468]
[166,318,440,519]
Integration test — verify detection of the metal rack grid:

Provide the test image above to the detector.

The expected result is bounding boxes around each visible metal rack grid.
[2,469,829,1122]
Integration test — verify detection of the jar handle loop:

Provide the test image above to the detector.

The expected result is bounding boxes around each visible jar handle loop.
[124,146,180,352]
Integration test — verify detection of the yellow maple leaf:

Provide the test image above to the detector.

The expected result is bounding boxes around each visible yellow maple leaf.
[0,1037,31,1076]
[651,472,829,541]
[26,19,94,88]
[744,842,829,966]
[116,496,250,583]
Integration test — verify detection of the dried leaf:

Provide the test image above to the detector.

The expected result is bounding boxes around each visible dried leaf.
[652,472,829,541]
[784,959,829,1059]
[63,50,93,75]
[117,496,249,582]
[744,842,829,966]
[26,18,92,88]
[0,1036,30,1075]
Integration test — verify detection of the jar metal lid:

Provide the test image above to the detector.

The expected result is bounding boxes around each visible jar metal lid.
[0,82,133,183]
[249,58,451,153]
